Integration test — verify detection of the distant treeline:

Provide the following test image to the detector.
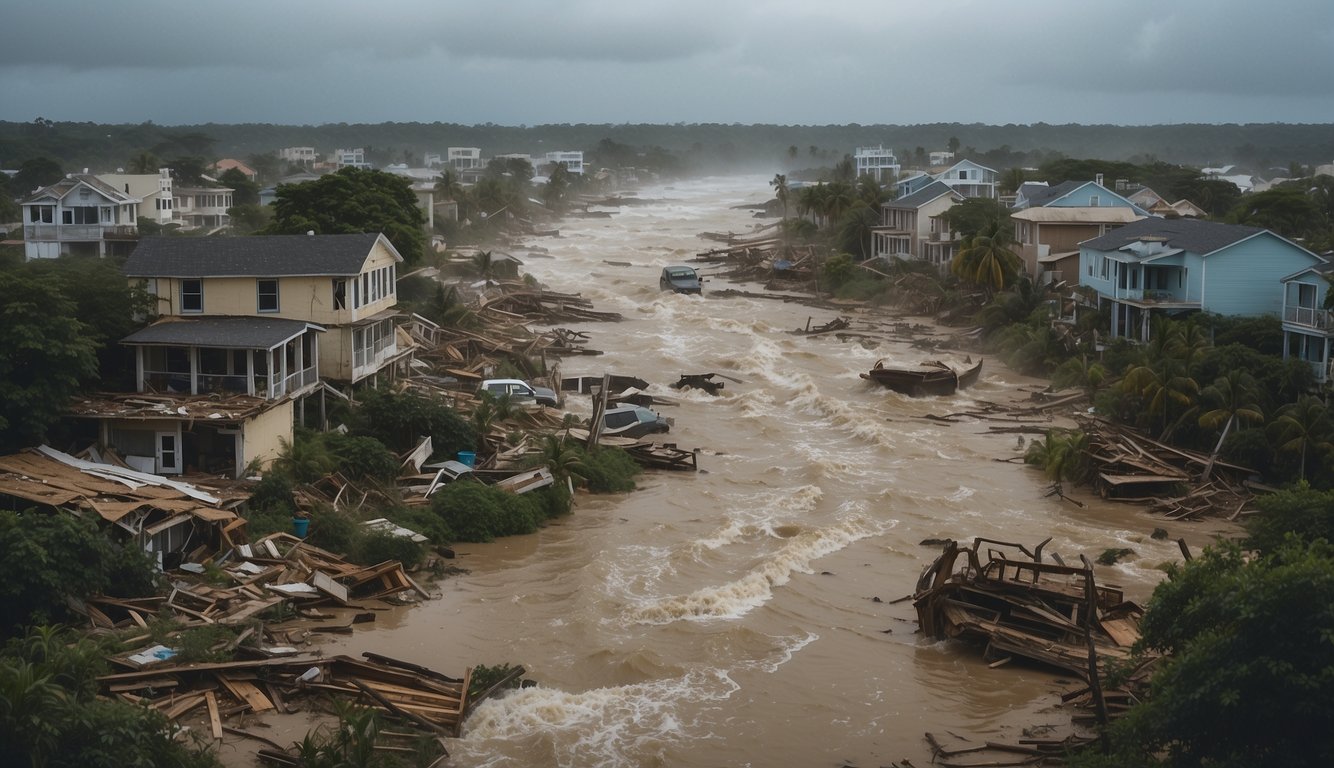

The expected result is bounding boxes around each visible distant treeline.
[3,119,1333,177]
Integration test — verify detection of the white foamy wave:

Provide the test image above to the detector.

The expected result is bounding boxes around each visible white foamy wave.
[458,668,739,768]
[625,515,887,625]
[745,631,820,674]
[690,485,823,552]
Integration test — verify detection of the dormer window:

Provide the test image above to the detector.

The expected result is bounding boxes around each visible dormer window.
[257,279,279,312]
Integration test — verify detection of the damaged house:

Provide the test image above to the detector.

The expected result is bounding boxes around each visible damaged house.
[65,233,416,478]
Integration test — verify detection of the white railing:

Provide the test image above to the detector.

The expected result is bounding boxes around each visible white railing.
[24,223,137,240]
[1285,305,1332,329]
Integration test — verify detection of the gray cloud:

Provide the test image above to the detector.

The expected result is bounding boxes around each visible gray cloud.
[3,0,1333,125]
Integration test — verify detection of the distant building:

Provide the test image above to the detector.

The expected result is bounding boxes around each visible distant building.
[544,151,585,175]
[279,147,318,165]
[447,147,483,172]
[213,158,257,181]
[929,150,954,166]
[334,148,371,170]
[854,146,900,183]
[871,180,963,269]
[172,184,233,230]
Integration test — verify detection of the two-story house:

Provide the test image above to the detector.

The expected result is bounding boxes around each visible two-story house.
[854,146,900,183]
[21,174,141,260]
[85,233,413,478]
[1280,261,1334,384]
[871,181,963,268]
[894,159,998,200]
[1079,218,1325,342]
[544,151,585,175]
[172,183,234,230]
[1011,179,1149,283]
[447,147,483,172]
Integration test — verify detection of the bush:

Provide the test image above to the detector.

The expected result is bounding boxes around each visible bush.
[577,446,640,493]
[429,481,541,543]
[351,529,428,570]
[323,432,401,482]
[303,505,362,555]
[383,505,454,546]
[349,389,476,459]
[0,511,160,636]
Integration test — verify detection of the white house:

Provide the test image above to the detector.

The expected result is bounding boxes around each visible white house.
[334,148,371,169]
[854,146,900,183]
[21,174,141,260]
[544,151,585,175]
[447,147,483,172]
[99,169,174,226]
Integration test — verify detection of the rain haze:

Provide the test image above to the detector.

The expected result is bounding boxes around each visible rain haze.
[6,0,1334,126]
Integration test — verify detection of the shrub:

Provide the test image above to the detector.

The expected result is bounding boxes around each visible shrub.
[303,505,362,555]
[577,446,640,493]
[352,529,428,570]
[349,389,476,459]
[0,511,159,636]
[383,505,454,546]
[429,480,542,543]
[323,432,401,482]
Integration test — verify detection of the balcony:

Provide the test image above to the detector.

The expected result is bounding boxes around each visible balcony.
[1284,305,1332,331]
[24,223,138,241]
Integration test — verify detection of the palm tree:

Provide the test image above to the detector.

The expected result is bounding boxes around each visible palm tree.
[473,250,495,282]
[838,202,880,260]
[855,176,885,208]
[823,181,857,228]
[1198,371,1264,480]
[1269,395,1334,481]
[1121,336,1200,439]
[770,173,790,219]
[128,151,160,174]
[533,432,588,489]
[797,183,828,227]
[951,218,1022,294]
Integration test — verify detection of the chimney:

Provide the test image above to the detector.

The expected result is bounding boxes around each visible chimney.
[1095,173,1104,186]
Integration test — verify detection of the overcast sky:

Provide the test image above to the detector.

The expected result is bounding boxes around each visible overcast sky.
[6,0,1334,126]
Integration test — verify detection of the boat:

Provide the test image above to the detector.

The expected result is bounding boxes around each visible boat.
[860,357,983,397]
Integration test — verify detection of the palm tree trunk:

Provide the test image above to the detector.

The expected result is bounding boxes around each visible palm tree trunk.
[1200,414,1234,482]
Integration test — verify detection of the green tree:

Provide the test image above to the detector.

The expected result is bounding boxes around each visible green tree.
[127,151,161,174]
[266,167,425,265]
[770,173,789,219]
[1100,538,1334,768]
[12,157,63,195]
[167,155,209,186]
[1227,186,1324,241]
[950,218,1022,294]
[837,202,880,260]
[1197,370,1264,480]
[1269,395,1334,482]
[0,272,100,452]
[218,167,260,207]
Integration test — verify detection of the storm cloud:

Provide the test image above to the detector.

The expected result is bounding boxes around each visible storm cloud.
[5,0,1333,126]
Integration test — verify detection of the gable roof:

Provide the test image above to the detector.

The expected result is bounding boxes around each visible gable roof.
[22,174,138,205]
[124,233,400,278]
[1019,180,1148,214]
[886,180,961,209]
[1080,217,1269,256]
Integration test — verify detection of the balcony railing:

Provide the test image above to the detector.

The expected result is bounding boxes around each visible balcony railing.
[24,223,138,241]
[1284,305,1332,330]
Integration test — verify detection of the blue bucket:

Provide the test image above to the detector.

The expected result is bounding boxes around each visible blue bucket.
[292,517,309,538]
[457,451,476,468]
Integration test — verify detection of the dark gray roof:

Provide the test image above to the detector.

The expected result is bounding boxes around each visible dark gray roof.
[1080,217,1268,255]
[887,180,959,209]
[124,233,395,278]
[121,316,322,349]
[1020,180,1082,208]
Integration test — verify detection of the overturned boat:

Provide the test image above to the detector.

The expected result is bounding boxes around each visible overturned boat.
[861,357,983,397]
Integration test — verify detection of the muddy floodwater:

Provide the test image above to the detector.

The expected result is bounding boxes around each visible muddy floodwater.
[325,175,1224,767]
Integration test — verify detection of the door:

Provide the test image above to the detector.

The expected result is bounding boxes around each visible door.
[156,431,181,474]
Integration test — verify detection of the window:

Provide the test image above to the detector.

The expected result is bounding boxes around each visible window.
[333,279,347,310]
[1090,195,1101,207]
[257,279,279,312]
[181,279,203,313]
[362,273,370,304]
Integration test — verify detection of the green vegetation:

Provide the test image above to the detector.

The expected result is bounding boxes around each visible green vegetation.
[0,626,220,766]
[0,511,159,637]
[265,167,426,265]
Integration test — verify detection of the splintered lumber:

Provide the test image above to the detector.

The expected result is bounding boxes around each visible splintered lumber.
[912,538,1146,676]
[205,690,223,739]
[217,674,275,713]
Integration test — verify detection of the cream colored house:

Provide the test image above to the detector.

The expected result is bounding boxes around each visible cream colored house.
[123,232,410,386]
[871,181,963,267]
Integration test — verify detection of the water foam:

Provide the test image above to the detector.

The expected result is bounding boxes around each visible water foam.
[458,668,739,767]
[624,514,887,625]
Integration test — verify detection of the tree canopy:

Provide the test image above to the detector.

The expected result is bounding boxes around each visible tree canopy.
[265,167,425,264]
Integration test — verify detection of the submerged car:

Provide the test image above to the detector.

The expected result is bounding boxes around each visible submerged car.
[659,265,702,294]
[601,404,671,439]
[479,378,559,407]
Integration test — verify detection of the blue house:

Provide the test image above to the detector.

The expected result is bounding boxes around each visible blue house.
[1078,218,1325,342]
[1280,261,1334,383]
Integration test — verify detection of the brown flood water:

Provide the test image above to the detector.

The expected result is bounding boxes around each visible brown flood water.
[322,175,1232,767]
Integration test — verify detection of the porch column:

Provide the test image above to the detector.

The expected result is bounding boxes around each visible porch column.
[246,349,255,396]
[190,347,199,394]
[135,347,145,392]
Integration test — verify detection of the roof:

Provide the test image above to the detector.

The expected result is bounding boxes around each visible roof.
[22,174,138,205]
[1019,180,1083,208]
[122,316,323,349]
[887,180,961,209]
[67,391,276,423]
[124,233,400,278]
[1080,217,1269,256]
[1011,207,1144,224]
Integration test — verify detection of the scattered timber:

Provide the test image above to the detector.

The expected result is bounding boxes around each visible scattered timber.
[913,537,1148,676]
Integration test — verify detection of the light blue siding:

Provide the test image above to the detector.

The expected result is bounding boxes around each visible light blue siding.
[1203,233,1321,317]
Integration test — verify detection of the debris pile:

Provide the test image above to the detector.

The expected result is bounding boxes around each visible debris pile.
[913,537,1147,676]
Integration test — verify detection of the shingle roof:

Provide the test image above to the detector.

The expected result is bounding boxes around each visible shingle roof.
[21,174,137,205]
[887,180,959,209]
[1080,217,1267,256]
[121,316,322,349]
[124,233,395,278]
[1020,180,1083,208]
